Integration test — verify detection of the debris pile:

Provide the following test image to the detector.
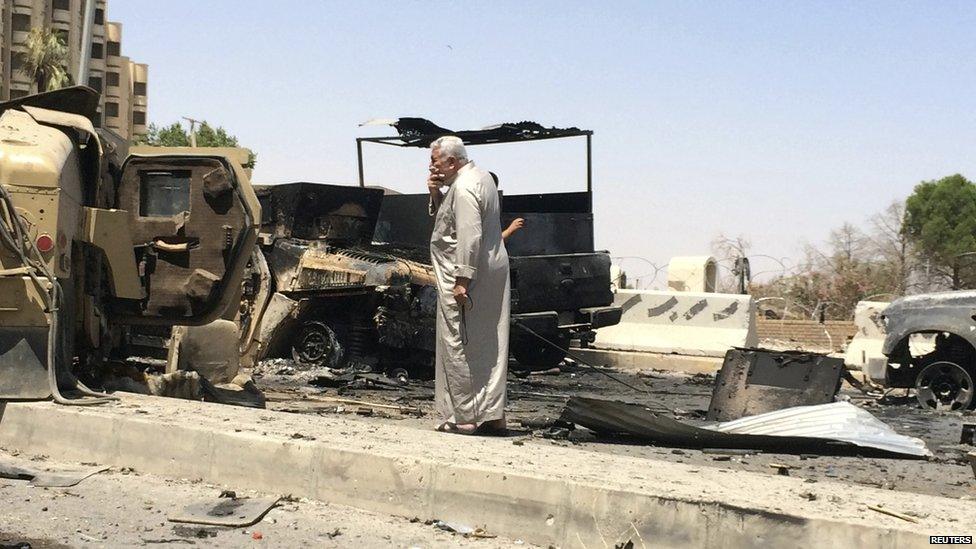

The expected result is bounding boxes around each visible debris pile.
[557,349,931,458]
[560,397,930,458]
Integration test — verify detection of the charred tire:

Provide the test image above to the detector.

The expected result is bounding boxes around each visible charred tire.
[914,360,975,411]
[511,334,569,371]
[291,321,344,369]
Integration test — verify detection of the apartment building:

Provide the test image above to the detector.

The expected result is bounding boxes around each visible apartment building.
[0,0,148,139]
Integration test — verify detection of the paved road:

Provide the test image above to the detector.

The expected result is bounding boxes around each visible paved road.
[0,452,532,548]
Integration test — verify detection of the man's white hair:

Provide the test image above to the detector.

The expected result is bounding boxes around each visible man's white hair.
[431,135,468,162]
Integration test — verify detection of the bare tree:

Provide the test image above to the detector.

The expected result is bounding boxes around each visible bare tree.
[751,220,906,320]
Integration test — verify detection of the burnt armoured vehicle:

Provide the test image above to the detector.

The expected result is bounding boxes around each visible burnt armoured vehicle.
[881,291,976,410]
[0,87,260,402]
[359,118,622,368]
[248,182,437,372]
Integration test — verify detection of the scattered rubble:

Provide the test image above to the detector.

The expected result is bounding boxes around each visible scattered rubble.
[961,423,975,445]
[560,397,930,458]
[103,368,266,409]
[707,349,844,421]
[867,504,919,523]
[0,454,107,488]
[168,494,280,528]
[248,358,976,498]
[433,521,497,539]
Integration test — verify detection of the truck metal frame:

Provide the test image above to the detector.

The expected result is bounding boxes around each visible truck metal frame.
[244,182,437,375]
[356,119,621,368]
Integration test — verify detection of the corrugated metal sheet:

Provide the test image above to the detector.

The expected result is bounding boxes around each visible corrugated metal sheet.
[704,401,931,457]
[560,397,930,458]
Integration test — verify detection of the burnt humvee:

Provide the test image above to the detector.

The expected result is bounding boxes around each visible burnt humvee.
[250,182,437,373]
[359,119,622,368]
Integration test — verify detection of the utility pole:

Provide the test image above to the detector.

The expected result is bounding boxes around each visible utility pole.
[76,0,96,86]
[181,116,202,147]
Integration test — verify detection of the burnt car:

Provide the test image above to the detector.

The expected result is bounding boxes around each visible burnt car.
[881,291,976,410]
[248,182,437,373]
[358,118,622,368]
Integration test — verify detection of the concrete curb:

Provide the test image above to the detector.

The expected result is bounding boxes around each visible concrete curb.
[0,396,949,548]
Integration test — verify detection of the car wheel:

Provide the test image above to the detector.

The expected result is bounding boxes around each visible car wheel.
[914,360,975,410]
[291,321,343,369]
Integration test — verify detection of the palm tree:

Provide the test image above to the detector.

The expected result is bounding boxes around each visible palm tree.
[20,27,72,93]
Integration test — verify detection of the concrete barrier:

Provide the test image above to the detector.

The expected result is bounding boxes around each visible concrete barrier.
[594,289,757,357]
[843,301,890,381]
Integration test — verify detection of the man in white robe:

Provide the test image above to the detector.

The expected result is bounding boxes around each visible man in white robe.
[427,136,510,434]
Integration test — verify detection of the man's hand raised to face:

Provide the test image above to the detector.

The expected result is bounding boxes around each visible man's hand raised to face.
[428,167,445,194]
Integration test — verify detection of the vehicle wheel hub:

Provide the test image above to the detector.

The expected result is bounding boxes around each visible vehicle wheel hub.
[915,360,974,411]
[292,321,343,369]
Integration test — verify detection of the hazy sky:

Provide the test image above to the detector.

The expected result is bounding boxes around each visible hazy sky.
[112,1,976,287]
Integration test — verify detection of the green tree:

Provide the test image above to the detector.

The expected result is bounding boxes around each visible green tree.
[138,122,191,146]
[20,27,71,92]
[136,121,256,168]
[903,174,976,289]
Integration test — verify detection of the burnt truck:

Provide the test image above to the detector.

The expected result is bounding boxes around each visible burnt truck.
[243,182,437,373]
[881,291,976,410]
[0,87,260,402]
[359,118,622,368]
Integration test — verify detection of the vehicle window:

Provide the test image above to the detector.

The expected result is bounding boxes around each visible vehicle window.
[139,171,190,217]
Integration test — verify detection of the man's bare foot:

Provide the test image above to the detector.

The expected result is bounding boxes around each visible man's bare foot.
[436,422,477,435]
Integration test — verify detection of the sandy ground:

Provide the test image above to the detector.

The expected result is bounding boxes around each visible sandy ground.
[254,359,976,501]
[0,451,535,549]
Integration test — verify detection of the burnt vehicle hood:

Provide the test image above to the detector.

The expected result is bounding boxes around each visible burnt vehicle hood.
[881,290,976,355]
[266,240,435,293]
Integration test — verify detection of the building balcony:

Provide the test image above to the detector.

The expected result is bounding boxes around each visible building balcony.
[12,0,33,9]
[52,9,71,24]
[133,95,147,108]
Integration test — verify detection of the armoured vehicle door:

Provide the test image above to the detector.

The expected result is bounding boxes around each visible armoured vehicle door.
[109,154,259,325]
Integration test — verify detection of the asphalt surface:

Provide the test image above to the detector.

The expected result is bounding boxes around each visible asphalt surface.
[253,358,976,501]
